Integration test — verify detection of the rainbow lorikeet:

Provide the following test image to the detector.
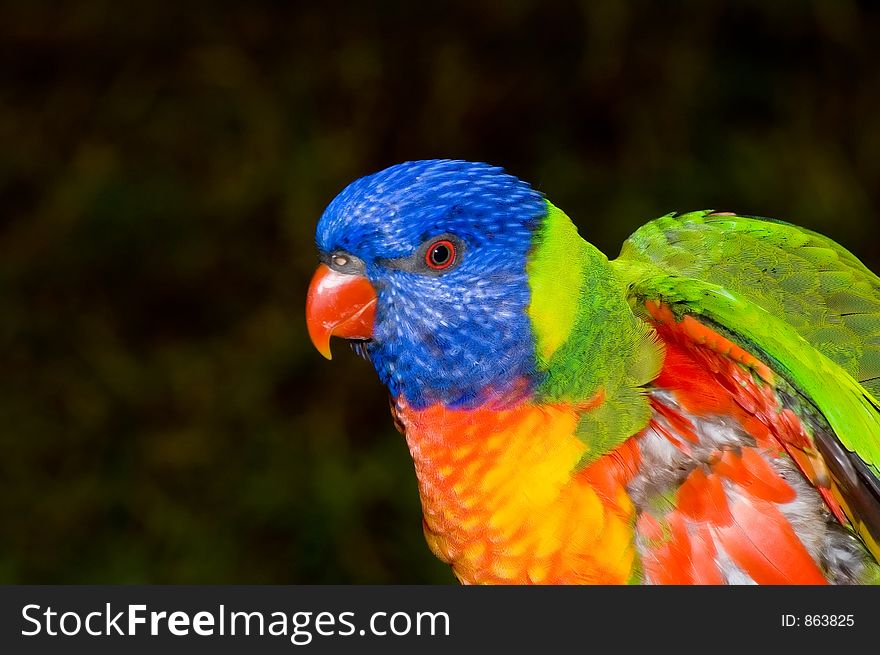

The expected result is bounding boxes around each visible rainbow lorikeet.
[305,160,880,584]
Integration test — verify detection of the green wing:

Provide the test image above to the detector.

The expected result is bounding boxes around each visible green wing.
[619,211,880,397]
[612,210,880,554]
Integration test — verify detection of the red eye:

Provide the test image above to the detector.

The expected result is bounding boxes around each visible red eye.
[425,239,456,270]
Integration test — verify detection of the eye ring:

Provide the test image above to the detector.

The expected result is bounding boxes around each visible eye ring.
[425,239,456,270]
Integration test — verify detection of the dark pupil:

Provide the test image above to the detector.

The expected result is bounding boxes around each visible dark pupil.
[430,244,451,266]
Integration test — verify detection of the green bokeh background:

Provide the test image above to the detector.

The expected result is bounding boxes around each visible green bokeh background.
[1,0,878,583]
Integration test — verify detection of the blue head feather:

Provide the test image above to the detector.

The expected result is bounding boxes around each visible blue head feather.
[315,160,547,409]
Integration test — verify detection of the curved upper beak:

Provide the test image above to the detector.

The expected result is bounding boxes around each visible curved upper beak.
[305,263,377,360]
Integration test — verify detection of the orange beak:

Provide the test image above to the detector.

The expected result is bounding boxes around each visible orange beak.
[305,263,377,359]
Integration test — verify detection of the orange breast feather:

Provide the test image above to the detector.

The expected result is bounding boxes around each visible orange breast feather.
[396,398,640,584]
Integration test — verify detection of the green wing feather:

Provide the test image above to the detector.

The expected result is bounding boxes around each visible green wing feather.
[619,211,880,398]
[612,210,880,553]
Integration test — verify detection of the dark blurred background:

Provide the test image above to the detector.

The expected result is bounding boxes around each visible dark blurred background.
[1,0,878,583]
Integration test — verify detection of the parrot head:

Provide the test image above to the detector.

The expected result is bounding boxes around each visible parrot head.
[306,159,550,408]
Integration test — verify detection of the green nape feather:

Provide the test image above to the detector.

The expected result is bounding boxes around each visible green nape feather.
[526,202,664,466]
[613,210,880,554]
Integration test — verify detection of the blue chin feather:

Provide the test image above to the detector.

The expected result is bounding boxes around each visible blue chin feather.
[316,160,548,409]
